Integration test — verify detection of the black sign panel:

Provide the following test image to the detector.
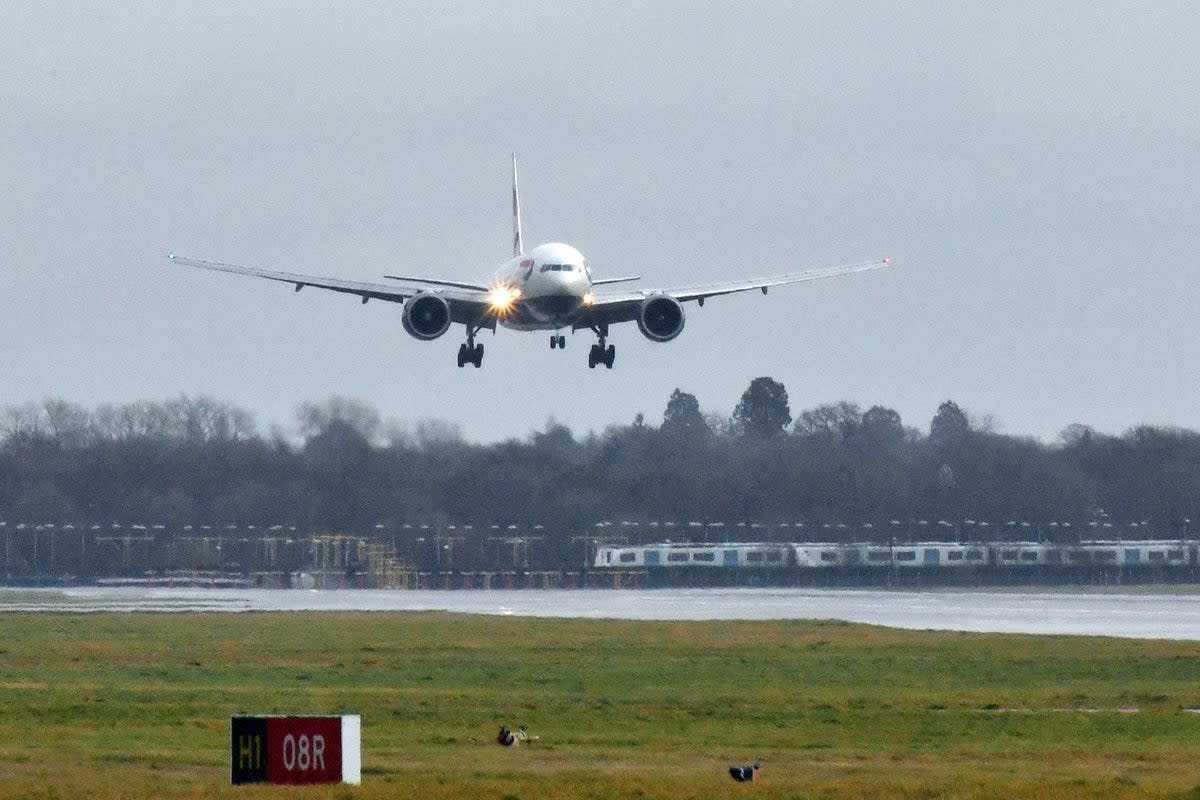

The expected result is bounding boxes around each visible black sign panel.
[230,716,269,784]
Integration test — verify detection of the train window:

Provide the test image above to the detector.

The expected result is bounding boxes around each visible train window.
[745,551,764,562]
[1148,551,1164,561]
[766,551,782,562]
[1068,551,1087,562]
[1000,550,1018,560]
[693,552,715,562]
[966,550,984,560]
[667,552,689,563]
[820,551,838,562]
[618,552,636,563]
[947,551,964,561]
[1020,551,1039,562]
[867,550,890,562]
[1095,550,1116,562]
[895,550,916,561]
[1167,549,1183,560]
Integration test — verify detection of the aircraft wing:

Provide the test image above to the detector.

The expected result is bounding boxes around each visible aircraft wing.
[166,254,492,323]
[580,258,892,326]
[383,274,492,292]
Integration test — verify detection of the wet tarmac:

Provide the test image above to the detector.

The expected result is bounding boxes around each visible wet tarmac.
[2,586,1198,640]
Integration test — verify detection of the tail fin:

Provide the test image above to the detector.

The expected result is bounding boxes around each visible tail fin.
[511,153,523,257]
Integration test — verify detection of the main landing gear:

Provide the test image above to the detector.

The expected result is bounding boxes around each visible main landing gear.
[550,334,566,349]
[587,325,615,369]
[457,328,484,368]
[588,342,615,369]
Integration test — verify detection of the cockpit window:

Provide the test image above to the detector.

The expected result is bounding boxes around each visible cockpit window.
[539,264,577,272]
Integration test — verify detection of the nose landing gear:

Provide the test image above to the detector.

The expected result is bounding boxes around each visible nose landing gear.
[550,334,566,349]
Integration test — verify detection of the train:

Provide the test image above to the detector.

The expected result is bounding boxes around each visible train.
[594,540,1199,572]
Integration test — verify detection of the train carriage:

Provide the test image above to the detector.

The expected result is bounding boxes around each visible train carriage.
[594,538,1199,577]
[792,544,842,567]
[1072,540,1189,567]
[594,542,792,569]
[990,542,1055,567]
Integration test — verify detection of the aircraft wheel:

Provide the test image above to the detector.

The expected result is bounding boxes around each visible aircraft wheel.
[604,344,616,369]
[472,343,484,368]
[456,343,468,368]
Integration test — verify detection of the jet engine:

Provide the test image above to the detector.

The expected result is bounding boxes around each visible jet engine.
[636,294,686,342]
[402,293,452,340]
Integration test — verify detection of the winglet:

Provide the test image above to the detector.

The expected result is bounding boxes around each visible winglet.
[511,153,523,258]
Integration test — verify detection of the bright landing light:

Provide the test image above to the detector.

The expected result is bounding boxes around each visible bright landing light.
[487,284,522,314]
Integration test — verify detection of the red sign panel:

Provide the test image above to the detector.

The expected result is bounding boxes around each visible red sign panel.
[264,717,344,784]
[232,714,359,785]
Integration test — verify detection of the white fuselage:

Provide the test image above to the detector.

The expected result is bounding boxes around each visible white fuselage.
[492,242,593,331]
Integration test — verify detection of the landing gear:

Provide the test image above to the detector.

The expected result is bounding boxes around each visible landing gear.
[550,334,566,349]
[457,329,484,368]
[587,322,615,369]
[587,343,615,369]
[587,335,615,369]
[457,342,483,368]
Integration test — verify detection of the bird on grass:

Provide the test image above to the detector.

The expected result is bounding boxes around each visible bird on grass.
[729,759,762,782]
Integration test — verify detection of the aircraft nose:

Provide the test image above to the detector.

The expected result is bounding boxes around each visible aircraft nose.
[526,271,586,315]
[529,293,581,315]
[541,270,587,293]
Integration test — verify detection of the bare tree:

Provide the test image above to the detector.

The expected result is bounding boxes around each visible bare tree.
[297,397,383,444]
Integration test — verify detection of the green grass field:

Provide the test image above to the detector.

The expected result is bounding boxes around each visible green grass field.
[0,611,1198,799]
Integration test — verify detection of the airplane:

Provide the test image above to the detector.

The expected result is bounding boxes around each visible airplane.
[167,156,891,369]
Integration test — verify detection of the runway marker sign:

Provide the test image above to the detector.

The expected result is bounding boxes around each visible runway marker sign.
[231,714,361,785]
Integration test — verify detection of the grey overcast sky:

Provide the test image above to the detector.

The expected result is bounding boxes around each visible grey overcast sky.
[3,2,1198,442]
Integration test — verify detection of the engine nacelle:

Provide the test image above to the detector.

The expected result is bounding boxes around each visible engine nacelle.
[402,293,452,340]
[637,294,686,342]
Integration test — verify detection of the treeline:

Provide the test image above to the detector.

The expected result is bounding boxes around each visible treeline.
[2,382,1199,556]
